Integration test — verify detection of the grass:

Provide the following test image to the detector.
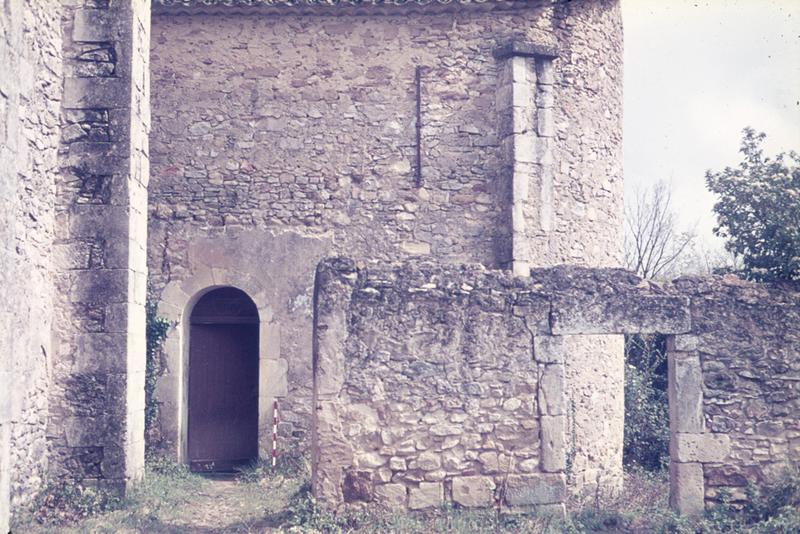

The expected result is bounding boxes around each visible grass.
[11,459,800,534]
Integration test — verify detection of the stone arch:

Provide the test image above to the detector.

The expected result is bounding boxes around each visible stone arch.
[157,266,286,463]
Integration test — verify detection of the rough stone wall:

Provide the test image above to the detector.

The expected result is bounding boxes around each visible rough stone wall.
[147,2,625,472]
[0,4,23,529]
[49,0,150,493]
[0,0,64,524]
[550,0,626,498]
[312,259,570,513]
[667,276,800,514]
[313,260,799,514]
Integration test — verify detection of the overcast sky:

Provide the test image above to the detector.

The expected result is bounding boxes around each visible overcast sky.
[622,0,800,248]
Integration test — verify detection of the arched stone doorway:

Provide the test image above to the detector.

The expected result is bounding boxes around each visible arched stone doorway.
[188,287,259,472]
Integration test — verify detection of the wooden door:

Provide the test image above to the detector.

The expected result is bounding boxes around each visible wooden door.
[188,288,259,472]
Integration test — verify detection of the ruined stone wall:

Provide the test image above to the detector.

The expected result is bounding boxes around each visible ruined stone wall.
[313,260,798,514]
[0,1,64,524]
[147,1,625,468]
[667,277,800,514]
[312,259,569,513]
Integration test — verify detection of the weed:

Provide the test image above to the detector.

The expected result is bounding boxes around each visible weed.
[21,478,122,526]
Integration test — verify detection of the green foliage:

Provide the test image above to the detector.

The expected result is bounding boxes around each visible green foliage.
[25,479,122,526]
[698,468,800,534]
[284,485,564,534]
[706,127,800,281]
[145,292,171,447]
[237,439,310,484]
[15,466,800,533]
[623,333,669,471]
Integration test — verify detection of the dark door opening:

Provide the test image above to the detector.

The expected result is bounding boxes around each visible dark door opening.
[188,287,259,472]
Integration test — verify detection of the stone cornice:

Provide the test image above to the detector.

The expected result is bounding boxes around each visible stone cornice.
[154,0,543,15]
[156,0,498,6]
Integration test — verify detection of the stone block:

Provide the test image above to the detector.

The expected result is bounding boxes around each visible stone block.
[400,241,431,255]
[72,269,129,305]
[510,55,531,84]
[342,469,373,503]
[389,457,406,471]
[261,358,289,398]
[408,482,442,510]
[314,308,347,398]
[452,476,496,507]
[667,335,700,352]
[512,259,530,277]
[64,416,109,447]
[411,451,441,471]
[536,108,554,137]
[74,333,128,372]
[533,336,565,363]
[374,483,407,509]
[493,41,559,61]
[64,77,130,109]
[671,433,731,463]
[514,133,538,164]
[540,415,566,472]
[550,295,692,335]
[505,474,566,506]
[498,106,535,138]
[669,462,704,516]
[668,352,704,433]
[72,9,112,42]
[535,59,556,85]
[538,364,565,416]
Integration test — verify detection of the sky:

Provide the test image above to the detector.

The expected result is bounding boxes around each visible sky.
[622,0,800,248]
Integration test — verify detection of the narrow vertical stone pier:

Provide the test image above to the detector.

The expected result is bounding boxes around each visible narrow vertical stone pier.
[49,0,151,494]
[494,41,559,276]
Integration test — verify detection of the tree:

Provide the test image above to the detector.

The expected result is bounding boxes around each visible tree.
[706,128,800,282]
[624,181,696,279]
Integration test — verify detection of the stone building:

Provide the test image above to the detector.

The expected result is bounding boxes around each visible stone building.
[147,0,625,497]
[4,0,792,529]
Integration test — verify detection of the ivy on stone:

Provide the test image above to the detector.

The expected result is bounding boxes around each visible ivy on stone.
[145,292,171,449]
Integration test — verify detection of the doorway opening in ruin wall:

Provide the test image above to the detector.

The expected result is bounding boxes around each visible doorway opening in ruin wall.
[622,333,670,472]
[187,287,260,472]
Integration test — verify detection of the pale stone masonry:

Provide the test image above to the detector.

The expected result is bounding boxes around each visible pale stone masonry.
[667,277,800,515]
[0,0,796,528]
[1,2,64,529]
[50,0,151,493]
[313,259,799,513]
[1,1,150,527]
[147,0,625,498]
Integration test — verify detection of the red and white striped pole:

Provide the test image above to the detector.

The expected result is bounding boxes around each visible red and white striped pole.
[272,399,279,469]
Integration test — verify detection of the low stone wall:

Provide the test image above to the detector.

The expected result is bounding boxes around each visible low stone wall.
[312,259,571,513]
[312,259,799,514]
[667,276,800,514]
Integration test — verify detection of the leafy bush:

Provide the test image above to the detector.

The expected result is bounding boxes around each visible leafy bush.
[699,468,800,533]
[623,333,669,471]
[706,128,800,282]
